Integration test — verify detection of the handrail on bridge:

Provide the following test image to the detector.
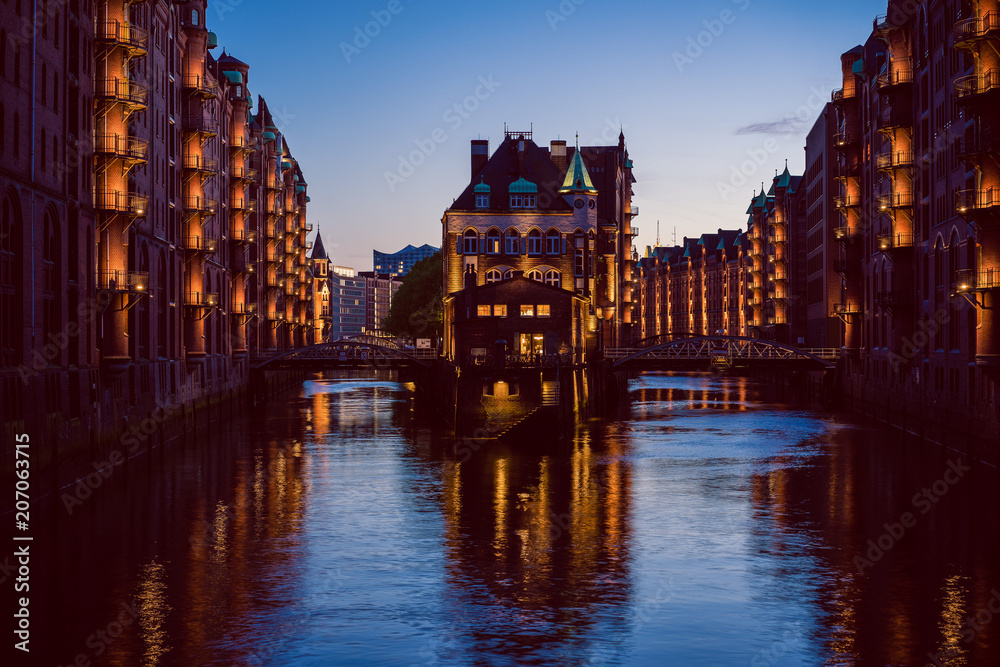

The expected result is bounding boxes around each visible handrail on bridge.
[250,339,437,370]
[608,336,837,369]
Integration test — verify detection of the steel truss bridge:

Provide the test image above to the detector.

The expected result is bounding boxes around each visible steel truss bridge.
[607,336,838,370]
[251,336,436,371]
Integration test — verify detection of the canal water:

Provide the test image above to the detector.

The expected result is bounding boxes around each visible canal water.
[17,373,1000,666]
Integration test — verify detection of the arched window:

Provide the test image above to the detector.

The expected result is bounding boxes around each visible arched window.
[157,251,167,358]
[13,112,19,156]
[948,232,960,288]
[40,129,46,170]
[545,229,561,255]
[463,229,478,255]
[527,270,543,282]
[485,228,501,255]
[485,269,502,284]
[504,228,520,255]
[503,269,515,280]
[1,195,22,367]
[526,229,542,256]
[52,135,58,174]
[934,239,944,287]
[192,9,200,26]
[574,230,586,277]
[545,269,561,288]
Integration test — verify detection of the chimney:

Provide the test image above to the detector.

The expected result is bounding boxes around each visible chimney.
[550,140,567,170]
[471,140,489,179]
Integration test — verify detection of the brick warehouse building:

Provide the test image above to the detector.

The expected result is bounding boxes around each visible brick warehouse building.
[442,127,637,359]
[0,1,314,485]
[634,0,1000,450]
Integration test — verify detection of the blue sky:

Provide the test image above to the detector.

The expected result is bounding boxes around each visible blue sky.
[211,0,882,269]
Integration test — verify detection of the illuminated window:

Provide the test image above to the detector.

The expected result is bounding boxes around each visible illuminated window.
[544,269,560,288]
[494,304,507,317]
[477,305,491,317]
[537,304,551,317]
[485,269,502,284]
[520,305,534,317]
[486,228,501,255]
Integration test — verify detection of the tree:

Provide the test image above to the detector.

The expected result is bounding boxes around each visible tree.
[382,251,443,339]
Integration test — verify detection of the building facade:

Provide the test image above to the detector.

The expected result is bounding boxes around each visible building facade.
[358,271,403,334]
[1,1,313,485]
[373,243,438,277]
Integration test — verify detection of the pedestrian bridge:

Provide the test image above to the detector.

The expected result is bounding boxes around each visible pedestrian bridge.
[607,336,838,370]
[251,336,436,370]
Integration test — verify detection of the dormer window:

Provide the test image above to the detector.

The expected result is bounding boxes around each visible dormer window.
[508,178,538,209]
[474,179,490,209]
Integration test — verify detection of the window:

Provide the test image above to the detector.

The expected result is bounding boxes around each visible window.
[494,304,507,317]
[463,229,478,254]
[192,9,199,26]
[575,247,585,276]
[527,230,542,256]
[544,270,560,288]
[486,228,501,255]
[545,229,561,255]
[520,305,534,317]
[527,270,543,282]
[505,228,520,255]
[475,193,489,208]
[537,304,551,317]
[477,305,491,317]
[503,269,515,280]
[485,269,502,284]
[510,193,536,208]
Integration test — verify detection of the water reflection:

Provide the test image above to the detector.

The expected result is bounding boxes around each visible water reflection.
[21,373,1000,665]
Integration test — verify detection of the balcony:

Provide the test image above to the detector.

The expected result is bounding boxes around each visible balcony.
[94,190,147,216]
[184,292,219,308]
[629,205,639,218]
[954,12,1000,50]
[305,223,314,233]
[94,133,148,163]
[97,270,148,293]
[95,19,148,56]
[232,303,257,316]
[876,232,915,250]
[877,290,914,308]
[182,153,218,174]
[956,135,1000,163]
[833,303,860,316]
[95,77,147,110]
[230,166,259,182]
[266,273,282,288]
[876,192,914,210]
[182,195,218,215]
[876,61,913,90]
[182,236,218,253]
[833,130,857,149]
[267,311,286,322]
[230,198,256,213]
[231,228,257,244]
[878,107,912,132]
[182,74,218,99]
[834,195,860,209]
[876,150,914,171]
[955,70,1000,104]
[834,225,861,241]
[182,115,219,137]
[956,187,1000,214]
[954,267,1000,292]
[230,135,258,153]
[265,247,282,263]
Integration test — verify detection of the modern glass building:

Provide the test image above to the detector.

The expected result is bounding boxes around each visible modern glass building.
[373,244,439,276]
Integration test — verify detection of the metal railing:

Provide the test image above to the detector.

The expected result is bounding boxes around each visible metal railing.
[230,198,256,213]
[95,77,147,108]
[182,74,218,98]
[95,19,148,53]
[182,115,219,136]
[876,192,914,209]
[94,133,148,161]
[956,187,1000,213]
[876,233,915,250]
[834,195,860,208]
[184,292,219,307]
[955,70,1000,100]
[182,196,218,215]
[94,190,147,215]
[876,62,913,89]
[230,228,257,244]
[182,236,218,253]
[97,270,148,292]
[182,153,218,172]
[875,150,914,170]
[955,12,1000,45]
[954,267,1000,291]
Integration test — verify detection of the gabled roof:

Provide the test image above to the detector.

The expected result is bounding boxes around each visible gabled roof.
[449,137,572,212]
[559,147,598,195]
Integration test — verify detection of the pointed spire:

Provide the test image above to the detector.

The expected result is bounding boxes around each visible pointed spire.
[311,231,329,261]
[559,143,598,195]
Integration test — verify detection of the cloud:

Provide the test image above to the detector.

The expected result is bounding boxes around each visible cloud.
[734,118,800,136]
